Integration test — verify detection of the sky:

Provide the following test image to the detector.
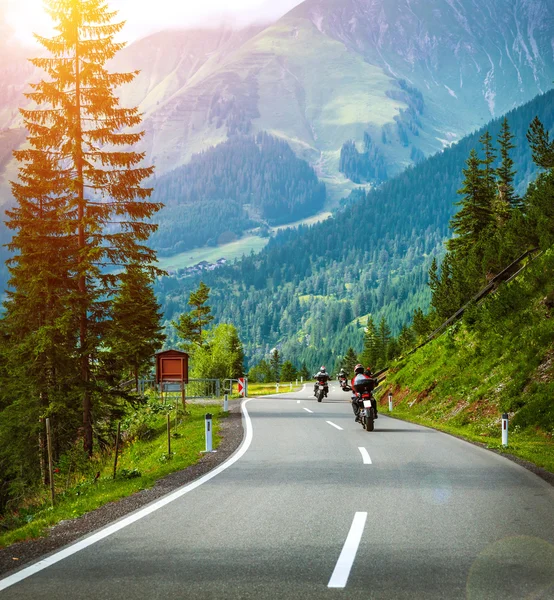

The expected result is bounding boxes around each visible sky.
[3,0,305,44]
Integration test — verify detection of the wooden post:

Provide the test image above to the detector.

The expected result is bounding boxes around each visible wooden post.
[38,417,46,485]
[167,413,171,456]
[112,421,121,480]
[181,381,186,411]
[45,418,55,507]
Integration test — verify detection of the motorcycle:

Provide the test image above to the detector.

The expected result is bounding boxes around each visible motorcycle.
[356,391,376,432]
[338,377,350,391]
[316,381,328,402]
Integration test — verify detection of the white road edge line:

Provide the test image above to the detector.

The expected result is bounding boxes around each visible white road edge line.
[303,407,313,413]
[358,447,372,464]
[326,421,343,431]
[328,512,368,588]
[0,399,255,593]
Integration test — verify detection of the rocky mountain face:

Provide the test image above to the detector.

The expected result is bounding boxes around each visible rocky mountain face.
[115,0,553,195]
[0,0,552,227]
[291,0,554,127]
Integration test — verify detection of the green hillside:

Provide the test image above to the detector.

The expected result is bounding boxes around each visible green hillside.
[157,89,554,368]
[380,249,554,473]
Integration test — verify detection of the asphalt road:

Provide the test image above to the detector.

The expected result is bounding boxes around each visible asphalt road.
[1,384,553,599]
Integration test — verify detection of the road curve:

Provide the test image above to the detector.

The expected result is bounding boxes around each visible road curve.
[1,384,553,599]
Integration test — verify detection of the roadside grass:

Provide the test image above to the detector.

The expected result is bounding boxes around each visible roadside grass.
[377,401,554,473]
[378,250,554,473]
[0,404,224,549]
[239,382,304,398]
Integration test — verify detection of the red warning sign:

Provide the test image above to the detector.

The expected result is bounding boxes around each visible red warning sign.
[238,378,246,397]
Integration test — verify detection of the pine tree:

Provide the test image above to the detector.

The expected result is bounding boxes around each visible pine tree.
[448,149,494,256]
[174,282,214,349]
[378,316,392,366]
[341,347,359,376]
[360,316,379,369]
[7,0,162,456]
[299,363,310,381]
[496,118,520,213]
[108,266,165,391]
[412,308,431,338]
[480,131,497,201]
[527,117,554,169]
[281,361,297,382]
[270,349,281,382]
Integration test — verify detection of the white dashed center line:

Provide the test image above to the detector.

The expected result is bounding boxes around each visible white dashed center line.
[358,447,372,464]
[326,421,343,431]
[303,408,313,413]
[328,512,368,588]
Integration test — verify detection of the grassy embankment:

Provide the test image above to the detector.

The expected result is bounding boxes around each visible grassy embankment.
[379,250,554,472]
[0,402,225,549]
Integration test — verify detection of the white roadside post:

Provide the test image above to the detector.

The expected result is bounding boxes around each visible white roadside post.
[290,382,293,391]
[301,376,303,384]
[223,393,229,412]
[502,413,509,447]
[202,413,216,453]
[388,392,393,412]
[296,379,298,386]
[276,383,280,394]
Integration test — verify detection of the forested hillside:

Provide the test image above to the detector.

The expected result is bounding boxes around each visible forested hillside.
[149,133,326,256]
[157,89,554,368]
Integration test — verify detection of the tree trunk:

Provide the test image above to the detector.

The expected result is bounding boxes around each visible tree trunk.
[74,9,93,457]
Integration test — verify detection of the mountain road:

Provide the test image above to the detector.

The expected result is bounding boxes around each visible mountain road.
[1,384,553,599]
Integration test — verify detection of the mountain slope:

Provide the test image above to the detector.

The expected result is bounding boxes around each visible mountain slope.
[290,0,554,120]
[381,248,554,472]
[156,89,554,367]
[130,0,554,192]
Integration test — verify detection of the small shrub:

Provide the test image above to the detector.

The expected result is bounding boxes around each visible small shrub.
[118,468,142,480]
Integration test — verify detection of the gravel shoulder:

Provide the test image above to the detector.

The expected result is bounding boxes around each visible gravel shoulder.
[0,400,244,577]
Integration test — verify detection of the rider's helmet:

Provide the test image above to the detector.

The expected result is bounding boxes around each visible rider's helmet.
[320,366,326,372]
[365,366,373,374]
[354,364,364,374]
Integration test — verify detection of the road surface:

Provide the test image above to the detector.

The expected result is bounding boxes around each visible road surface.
[1,384,553,599]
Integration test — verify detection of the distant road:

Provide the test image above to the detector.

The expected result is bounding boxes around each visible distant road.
[1,384,553,599]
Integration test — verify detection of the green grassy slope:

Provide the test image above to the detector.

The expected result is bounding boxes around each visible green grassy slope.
[380,250,554,472]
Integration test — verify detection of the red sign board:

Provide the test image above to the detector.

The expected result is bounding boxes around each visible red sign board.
[155,350,189,384]
[238,377,246,397]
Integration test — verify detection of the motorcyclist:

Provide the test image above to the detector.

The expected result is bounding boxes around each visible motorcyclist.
[350,364,378,421]
[313,366,330,398]
[337,368,349,390]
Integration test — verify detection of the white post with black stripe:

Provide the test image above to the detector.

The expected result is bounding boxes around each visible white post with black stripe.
[388,392,393,412]
[223,394,229,412]
[202,413,216,453]
[502,413,509,447]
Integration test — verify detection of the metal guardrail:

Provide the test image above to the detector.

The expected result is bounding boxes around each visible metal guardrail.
[139,378,221,399]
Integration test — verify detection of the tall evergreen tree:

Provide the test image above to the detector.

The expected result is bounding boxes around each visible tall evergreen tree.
[527,117,554,169]
[341,347,359,376]
[299,363,310,381]
[378,316,392,366]
[281,361,297,382]
[448,149,494,256]
[6,0,161,456]
[496,118,520,213]
[270,349,281,382]
[360,316,379,369]
[108,266,165,391]
[173,282,214,350]
[480,131,497,200]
